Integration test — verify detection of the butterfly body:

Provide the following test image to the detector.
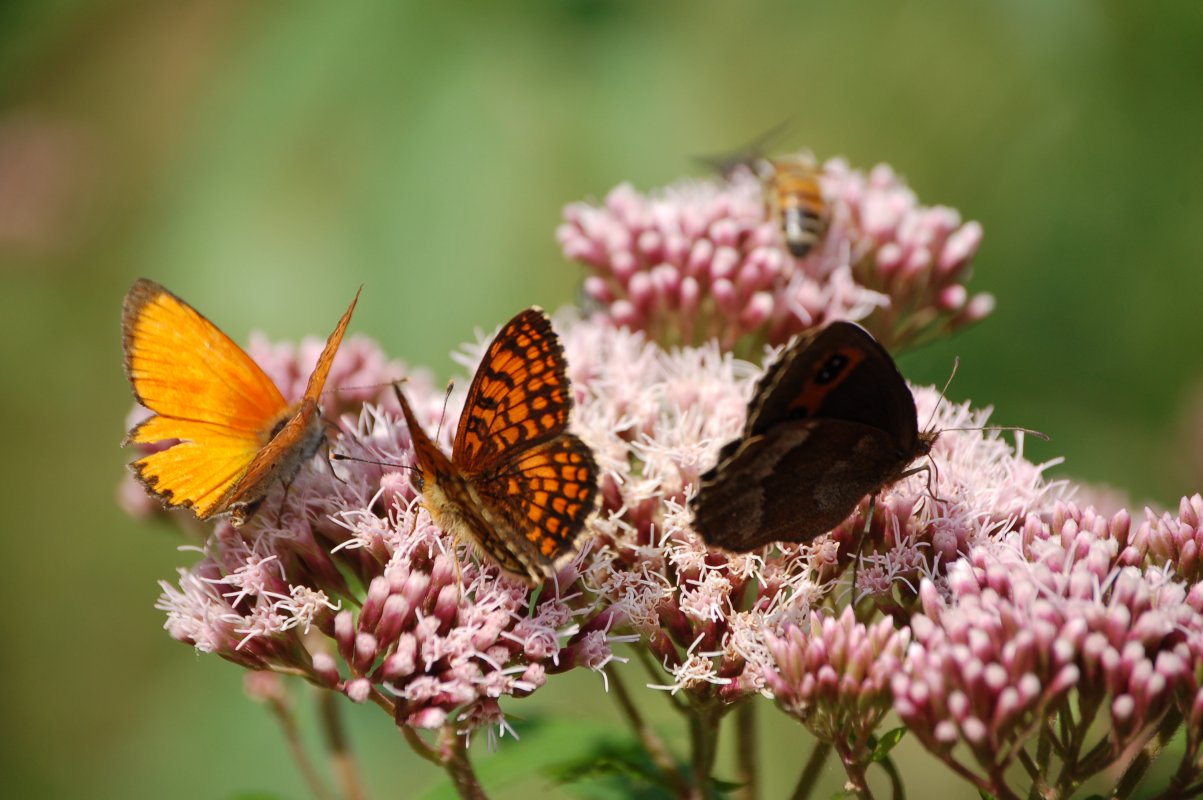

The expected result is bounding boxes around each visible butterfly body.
[692,321,935,551]
[122,279,359,526]
[394,308,598,584]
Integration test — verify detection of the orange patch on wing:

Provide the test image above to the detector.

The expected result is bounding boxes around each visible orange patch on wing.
[399,308,599,584]
[121,279,359,523]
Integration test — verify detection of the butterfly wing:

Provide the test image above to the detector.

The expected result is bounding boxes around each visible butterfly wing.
[299,286,361,408]
[396,309,597,583]
[222,287,360,521]
[471,434,599,581]
[744,321,919,450]
[395,381,586,583]
[123,279,289,518]
[452,308,573,475]
[693,419,903,551]
[393,381,523,569]
[694,320,924,551]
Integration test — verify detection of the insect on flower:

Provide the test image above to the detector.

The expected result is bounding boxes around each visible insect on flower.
[692,321,936,551]
[759,153,830,259]
[121,278,359,526]
[392,308,600,585]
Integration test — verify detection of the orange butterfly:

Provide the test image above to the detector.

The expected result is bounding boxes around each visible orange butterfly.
[122,278,360,526]
[393,308,598,584]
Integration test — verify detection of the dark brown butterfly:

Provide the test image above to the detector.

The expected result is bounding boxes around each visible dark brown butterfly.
[691,321,936,551]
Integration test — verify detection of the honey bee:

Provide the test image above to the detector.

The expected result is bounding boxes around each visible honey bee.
[757,154,829,259]
[698,132,830,259]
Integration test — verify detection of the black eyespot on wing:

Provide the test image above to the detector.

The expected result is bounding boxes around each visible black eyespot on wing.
[815,354,848,385]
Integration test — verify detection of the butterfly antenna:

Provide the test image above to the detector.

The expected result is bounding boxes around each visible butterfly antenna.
[436,380,455,441]
[940,425,1050,441]
[320,381,397,397]
[921,358,1049,441]
[923,356,960,433]
[321,440,350,485]
[330,453,420,473]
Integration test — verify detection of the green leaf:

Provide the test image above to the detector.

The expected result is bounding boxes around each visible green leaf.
[869,727,907,763]
[416,715,646,800]
[544,738,666,787]
[543,735,694,798]
[710,776,746,795]
[977,791,997,800]
[227,794,289,800]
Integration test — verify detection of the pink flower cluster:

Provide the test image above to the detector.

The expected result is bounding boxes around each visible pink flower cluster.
[556,316,1067,710]
[133,304,1203,797]
[1141,493,1203,583]
[153,340,621,735]
[891,502,1203,798]
[558,155,992,354]
[126,150,1203,796]
[763,609,907,750]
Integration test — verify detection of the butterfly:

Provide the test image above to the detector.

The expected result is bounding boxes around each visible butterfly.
[392,308,599,585]
[691,320,936,552]
[122,278,359,526]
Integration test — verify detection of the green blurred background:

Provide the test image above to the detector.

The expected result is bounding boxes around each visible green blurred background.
[2,1,1201,797]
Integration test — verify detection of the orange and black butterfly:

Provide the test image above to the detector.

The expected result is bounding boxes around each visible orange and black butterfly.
[691,321,936,552]
[122,278,359,526]
[393,308,598,585]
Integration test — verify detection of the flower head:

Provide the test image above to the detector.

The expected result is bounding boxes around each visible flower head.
[559,154,992,355]
[892,502,1203,789]
[151,334,620,735]
[764,607,908,748]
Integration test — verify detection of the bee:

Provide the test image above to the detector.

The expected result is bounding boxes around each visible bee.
[758,153,829,259]
[698,130,830,259]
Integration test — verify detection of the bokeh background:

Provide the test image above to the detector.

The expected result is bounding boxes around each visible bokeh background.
[3,1,1201,797]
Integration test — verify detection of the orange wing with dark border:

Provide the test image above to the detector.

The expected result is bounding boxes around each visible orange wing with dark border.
[452,308,572,475]
[224,287,360,512]
[123,279,289,517]
[122,280,359,521]
[470,433,598,577]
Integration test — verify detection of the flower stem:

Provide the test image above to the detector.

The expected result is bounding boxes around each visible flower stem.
[940,754,1019,800]
[687,701,722,798]
[877,752,905,800]
[264,693,335,800]
[397,724,441,766]
[437,725,489,800]
[838,750,877,800]
[788,740,831,800]
[317,689,368,800]
[604,664,689,795]
[633,645,688,714]
[735,700,758,800]
[1114,710,1182,799]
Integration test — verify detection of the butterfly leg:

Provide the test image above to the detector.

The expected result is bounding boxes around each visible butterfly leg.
[900,458,946,506]
[321,435,350,487]
[848,495,876,606]
[273,478,296,527]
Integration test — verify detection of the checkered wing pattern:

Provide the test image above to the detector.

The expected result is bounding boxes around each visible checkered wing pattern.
[395,307,598,584]
[473,434,598,570]
[453,308,572,476]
